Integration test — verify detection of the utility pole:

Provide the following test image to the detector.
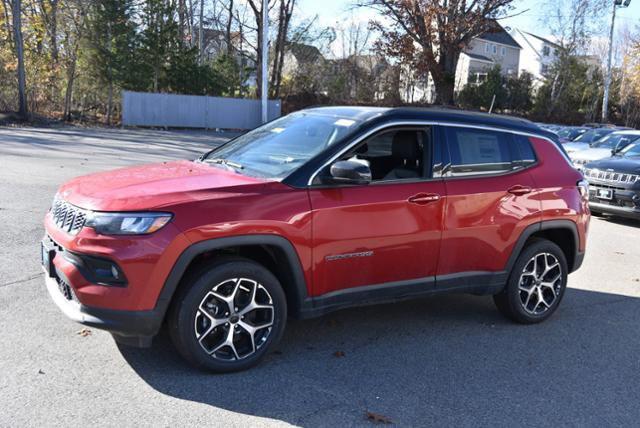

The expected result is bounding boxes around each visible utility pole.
[602,0,631,123]
[261,0,269,124]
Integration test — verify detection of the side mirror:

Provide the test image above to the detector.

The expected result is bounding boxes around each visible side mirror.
[323,160,372,185]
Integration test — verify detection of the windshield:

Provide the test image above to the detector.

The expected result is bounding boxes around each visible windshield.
[202,112,361,178]
[574,129,614,143]
[620,143,640,158]
[592,134,640,149]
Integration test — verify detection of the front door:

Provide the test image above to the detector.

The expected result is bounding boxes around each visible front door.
[308,126,446,297]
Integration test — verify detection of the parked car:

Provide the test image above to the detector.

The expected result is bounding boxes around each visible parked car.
[571,131,640,170]
[583,142,640,219]
[556,126,589,144]
[564,128,617,154]
[42,107,590,372]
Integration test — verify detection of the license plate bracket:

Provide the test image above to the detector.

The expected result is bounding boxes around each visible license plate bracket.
[597,188,613,200]
[41,242,56,278]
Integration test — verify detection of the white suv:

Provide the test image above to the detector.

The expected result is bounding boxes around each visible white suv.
[570,130,640,170]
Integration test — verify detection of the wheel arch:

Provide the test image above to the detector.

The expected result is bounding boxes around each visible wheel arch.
[507,220,582,274]
[154,235,310,322]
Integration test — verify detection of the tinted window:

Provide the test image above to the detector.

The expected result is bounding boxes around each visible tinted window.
[445,127,514,176]
[343,129,427,181]
[621,143,640,158]
[513,135,537,165]
[204,112,361,179]
[592,134,640,150]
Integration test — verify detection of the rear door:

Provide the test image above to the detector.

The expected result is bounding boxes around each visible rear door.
[308,126,446,297]
[437,126,541,279]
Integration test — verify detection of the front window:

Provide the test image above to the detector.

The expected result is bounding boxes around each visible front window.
[574,129,614,143]
[592,134,640,150]
[202,112,362,179]
[620,143,640,158]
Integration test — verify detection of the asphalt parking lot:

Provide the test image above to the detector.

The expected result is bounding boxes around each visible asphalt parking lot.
[1,126,640,427]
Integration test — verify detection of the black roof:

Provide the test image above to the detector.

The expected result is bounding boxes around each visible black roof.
[465,52,494,63]
[477,23,521,49]
[303,106,550,137]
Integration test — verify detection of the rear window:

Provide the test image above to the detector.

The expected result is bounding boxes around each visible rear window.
[445,127,514,176]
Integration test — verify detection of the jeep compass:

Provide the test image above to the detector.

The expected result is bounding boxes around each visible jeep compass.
[42,107,590,372]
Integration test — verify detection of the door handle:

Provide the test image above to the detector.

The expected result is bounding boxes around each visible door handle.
[508,185,532,196]
[408,193,441,205]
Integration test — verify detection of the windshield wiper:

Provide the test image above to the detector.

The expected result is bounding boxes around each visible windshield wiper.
[204,157,244,170]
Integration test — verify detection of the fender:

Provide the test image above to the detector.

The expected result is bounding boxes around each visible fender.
[153,234,310,319]
[505,219,583,274]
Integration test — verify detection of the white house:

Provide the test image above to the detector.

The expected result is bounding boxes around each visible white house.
[401,21,522,103]
[510,29,561,86]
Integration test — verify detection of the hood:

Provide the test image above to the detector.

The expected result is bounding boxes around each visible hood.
[58,160,271,211]
[563,142,589,153]
[585,156,640,175]
[571,148,612,162]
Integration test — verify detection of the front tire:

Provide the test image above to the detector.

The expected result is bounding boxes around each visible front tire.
[494,239,568,324]
[168,257,287,373]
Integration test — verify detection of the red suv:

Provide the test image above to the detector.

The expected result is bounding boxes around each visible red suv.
[42,107,590,372]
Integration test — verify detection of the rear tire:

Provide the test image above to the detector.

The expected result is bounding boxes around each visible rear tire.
[168,257,287,373]
[494,239,568,324]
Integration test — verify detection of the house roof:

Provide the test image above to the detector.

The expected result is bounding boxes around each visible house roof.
[522,31,562,49]
[464,52,494,63]
[477,22,521,49]
[287,42,324,63]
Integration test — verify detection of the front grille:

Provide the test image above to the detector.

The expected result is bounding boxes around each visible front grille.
[51,198,87,235]
[56,276,78,302]
[583,168,639,185]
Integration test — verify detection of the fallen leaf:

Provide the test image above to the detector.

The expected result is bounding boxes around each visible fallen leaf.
[77,328,92,337]
[333,351,345,358]
[633,278,639,282]
[365,411,392,424]
[38,369,45,375]
[615,252,625,255]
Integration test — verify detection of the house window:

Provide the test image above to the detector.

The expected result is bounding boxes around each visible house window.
[541,64,549,74]
[485,43,489,53]
[542,45,550,56]
[492,45,497,54]
[501,46,506,56]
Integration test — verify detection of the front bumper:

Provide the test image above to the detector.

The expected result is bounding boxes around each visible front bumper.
[42,238,164,347]
[589,202,640,219]
[588,184,640,220]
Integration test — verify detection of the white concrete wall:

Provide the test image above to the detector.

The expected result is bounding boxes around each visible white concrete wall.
[122,91,281,130]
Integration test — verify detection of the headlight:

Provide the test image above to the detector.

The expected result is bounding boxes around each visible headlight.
[85,212,172,235]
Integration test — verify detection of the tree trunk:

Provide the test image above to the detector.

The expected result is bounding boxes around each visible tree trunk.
[433,48,459,105]
[225,0,233,56]
[2,0,13,47]
[106,81,113,126]
[11,0,27,118]
[197,0,204,63]
[63,51,77,121]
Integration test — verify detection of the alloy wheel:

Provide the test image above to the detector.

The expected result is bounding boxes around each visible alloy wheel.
[194,277,274,361]
[518,253,563,316]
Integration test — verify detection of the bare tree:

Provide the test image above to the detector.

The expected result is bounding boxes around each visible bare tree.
[543,0,607,115]
[361,0,514,105]
[9,0,27,118]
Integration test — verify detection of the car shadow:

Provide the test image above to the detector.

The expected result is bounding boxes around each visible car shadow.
[117,288,640,426]
[596,214,640,228]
